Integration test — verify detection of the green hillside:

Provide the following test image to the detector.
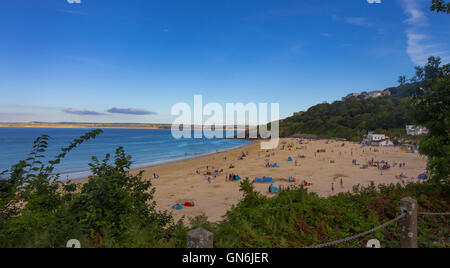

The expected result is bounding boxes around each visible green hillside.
[279,57,447,141]
[279,81,427,141]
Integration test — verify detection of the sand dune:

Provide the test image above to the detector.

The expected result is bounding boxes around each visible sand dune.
[74,138,427,223]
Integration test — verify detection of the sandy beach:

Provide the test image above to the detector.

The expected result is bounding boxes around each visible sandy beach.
[73,138,428,223]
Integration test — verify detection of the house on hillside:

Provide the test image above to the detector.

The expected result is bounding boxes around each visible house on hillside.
[406,125,429,136]
[368,91,383,99]
[363,132,394,147]
[342,93,361,101]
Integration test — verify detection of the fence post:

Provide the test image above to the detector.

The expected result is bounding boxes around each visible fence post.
[400,197,418,248]
[187,228,214,248]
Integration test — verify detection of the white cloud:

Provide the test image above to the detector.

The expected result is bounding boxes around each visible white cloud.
[345,17,372,27]
[367,0,382,4]
[399,0,449,65]
[67,0,81,4]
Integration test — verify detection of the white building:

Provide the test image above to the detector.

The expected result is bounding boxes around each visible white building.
[367,132,386,141]
[371,139,394,147]
[406,125,429,136]
[363,132,394,147]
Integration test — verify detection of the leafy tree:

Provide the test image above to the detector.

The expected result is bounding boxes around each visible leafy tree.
[430,0,450,14]
[398,75,407,85]
[70,146,172,242]
[424,56,442,80]
[415,66,425,81]
[412,63,449,186]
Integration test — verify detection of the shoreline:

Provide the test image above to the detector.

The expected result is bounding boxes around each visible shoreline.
[70,140,255,181]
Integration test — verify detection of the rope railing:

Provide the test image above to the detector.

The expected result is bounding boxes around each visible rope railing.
[304,210,450,248]
[304,213,406,248]
[419,212,450,216]
[183,197,449,249]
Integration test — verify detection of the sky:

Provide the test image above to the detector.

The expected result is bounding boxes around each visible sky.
[0,0,449,124]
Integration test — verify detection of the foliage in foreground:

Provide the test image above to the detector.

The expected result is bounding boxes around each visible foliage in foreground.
[0,130,187,248]
[206,179,449,248]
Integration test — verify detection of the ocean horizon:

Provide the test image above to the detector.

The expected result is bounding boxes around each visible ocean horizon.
[0,127,251,180]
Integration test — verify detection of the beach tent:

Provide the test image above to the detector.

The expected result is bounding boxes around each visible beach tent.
[254,177,274,183]
[418,173,427,180]
[288,157,293,162]
[235,175,241,181]
[270,186,280,193]
[172,204,183,210]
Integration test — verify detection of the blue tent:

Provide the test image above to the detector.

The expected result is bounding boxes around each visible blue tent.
[235,175,241,181]
[288,157,293,162]
[255,177,274,183]
[172,204,183,210]
[418,173,427,180]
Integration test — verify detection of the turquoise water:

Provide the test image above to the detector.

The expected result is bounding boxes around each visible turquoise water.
[0,128,251,179]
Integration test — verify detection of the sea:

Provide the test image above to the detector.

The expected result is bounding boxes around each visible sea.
[0,128,251,179]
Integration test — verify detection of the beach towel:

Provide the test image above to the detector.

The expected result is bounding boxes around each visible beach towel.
[184,202,195,207]
[172,204,183,210]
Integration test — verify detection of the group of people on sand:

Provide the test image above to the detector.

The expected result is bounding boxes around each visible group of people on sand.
[226,173,239,181]
[196,165,225,183]
[268,184,293,193]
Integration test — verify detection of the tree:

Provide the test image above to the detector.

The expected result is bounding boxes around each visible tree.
[430,0,450,14]
[415,66,425,81]
[412,62,449,186]
[398,75,407,85]
[424,56,442,80]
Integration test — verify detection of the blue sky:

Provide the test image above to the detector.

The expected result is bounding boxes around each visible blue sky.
[1,0,449,123]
